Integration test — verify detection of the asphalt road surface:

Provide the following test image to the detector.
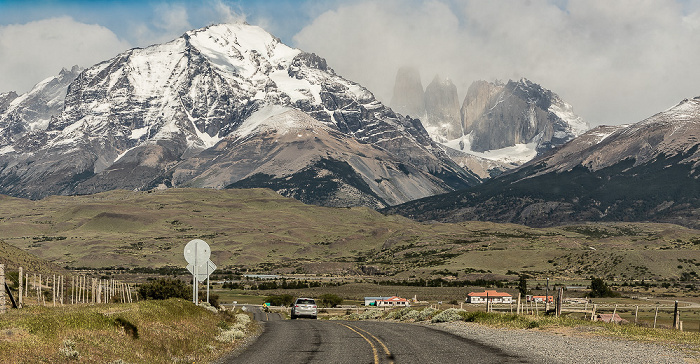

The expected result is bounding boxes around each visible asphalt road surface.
[226,306,528,364]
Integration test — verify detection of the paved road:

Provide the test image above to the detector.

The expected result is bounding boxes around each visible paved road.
[226,306,527,363]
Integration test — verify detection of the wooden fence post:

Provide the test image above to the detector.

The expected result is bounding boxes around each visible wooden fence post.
[653,306,659,328]
[61,275,64,305]
[18,267,23,307]
[673,301,680,330]
[634,305,638,325]
[38,274,42,305]
[0,264,5,314]
[517,293,521,315]
[590,304,597,321]
[556,287,563,317]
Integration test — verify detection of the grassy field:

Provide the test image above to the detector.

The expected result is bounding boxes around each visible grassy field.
[0,298,255,363]
[0,188,699,287]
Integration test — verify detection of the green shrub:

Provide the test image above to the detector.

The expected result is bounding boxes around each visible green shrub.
[588,277,620,298]
[401,309,421,321]
[386,307,414,320]
[431,308,466,323]
[264,294,294,307]
[137,278,190,300]
[317,294,343,308]
[419,307,438,321]
[359,310,383,320]
[59,339,79,360]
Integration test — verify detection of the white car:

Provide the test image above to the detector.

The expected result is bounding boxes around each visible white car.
[291,298,317,319]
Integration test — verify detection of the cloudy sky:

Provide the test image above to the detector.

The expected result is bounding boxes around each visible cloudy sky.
[1,0,699,127]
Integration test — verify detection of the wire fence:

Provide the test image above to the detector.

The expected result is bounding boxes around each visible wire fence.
[1,265,135,312]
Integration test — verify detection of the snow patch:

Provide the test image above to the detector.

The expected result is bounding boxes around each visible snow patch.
[235,105,293,139]
[549,101,589,136]
[0,146,15,155]
[235,105,325,139]
[131,126,149,140]
[114,146,137,163]
[443,135,537,164]
[269,70,320,104]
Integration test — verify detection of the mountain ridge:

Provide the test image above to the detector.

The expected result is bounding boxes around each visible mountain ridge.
[383,96,700,228]
[0,23,478,206]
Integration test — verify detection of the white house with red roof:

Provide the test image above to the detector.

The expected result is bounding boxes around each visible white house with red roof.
[374,296,410,307]
[466,290,513,304]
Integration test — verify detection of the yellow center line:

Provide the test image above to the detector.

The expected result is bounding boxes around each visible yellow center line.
[353,326,392,361]
[337,323,379,364]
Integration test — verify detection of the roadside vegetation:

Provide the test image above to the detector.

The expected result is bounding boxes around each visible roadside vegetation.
[330,306,700,350]
[0,299,254,363]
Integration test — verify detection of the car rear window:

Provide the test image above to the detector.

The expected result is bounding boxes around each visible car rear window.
[297,299,315,304]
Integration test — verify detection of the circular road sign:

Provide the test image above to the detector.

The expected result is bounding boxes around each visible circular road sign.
[184,239,211,265]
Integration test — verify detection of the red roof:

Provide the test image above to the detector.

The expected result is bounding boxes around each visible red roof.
[467,290,512,298]
[380,296,408,302]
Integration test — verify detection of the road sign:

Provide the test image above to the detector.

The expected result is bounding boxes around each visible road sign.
[184,239,216,305]
[184,239,210,265]
[187,260,217,283]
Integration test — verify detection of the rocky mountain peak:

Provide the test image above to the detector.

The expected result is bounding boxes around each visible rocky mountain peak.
[461,78,588,154]
[391,68,588,169]
[424,74,461,141]
[390,66,424,118]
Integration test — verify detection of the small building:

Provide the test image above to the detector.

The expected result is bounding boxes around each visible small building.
[466,290,513,304]
[365,296,410,307]
[376,296,410,307]
[364,297,392,306]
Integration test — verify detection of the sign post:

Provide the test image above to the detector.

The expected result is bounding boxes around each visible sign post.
[184,239,216,305]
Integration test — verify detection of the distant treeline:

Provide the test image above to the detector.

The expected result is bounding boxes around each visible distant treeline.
[222,279,345,290]
[375,278,507,288]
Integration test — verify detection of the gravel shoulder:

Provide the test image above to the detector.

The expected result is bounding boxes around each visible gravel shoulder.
[429,321,700,364]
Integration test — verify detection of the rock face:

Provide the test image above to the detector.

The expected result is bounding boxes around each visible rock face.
[461,78,588,153]
[0,92,18,114]
[0,23,479,207]
[390,69,588,170]
[460,80,502,132]
[390,66,424,118]
[423,75,462,142]
[383,97,700,228]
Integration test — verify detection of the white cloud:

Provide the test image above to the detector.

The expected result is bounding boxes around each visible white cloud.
[128,3,193,47]
[0,17,131,94]
[212,0,247,24]
[294,0,700,126]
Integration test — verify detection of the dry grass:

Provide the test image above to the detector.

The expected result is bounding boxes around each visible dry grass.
[0,188,698,282]
[0,299,254,363]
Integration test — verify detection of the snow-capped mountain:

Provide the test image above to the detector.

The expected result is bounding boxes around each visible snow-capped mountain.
[0,23,478,206]
[391,69,589,169]
[0,65,81,146]
[383,96,700,228]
